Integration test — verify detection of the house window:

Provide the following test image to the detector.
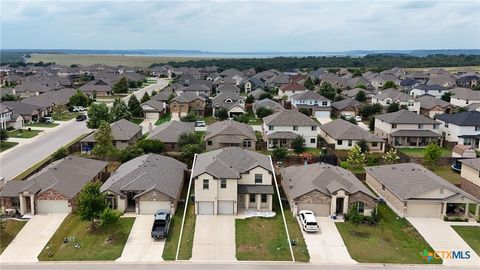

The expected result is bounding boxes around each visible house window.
[261,194,268,203]
[249,194,256,203]
[337,140,343,145]
[372,142,378,147]
[392,124,397,129]
[322,101,328,106]
[221,179,227,189]
[466,100,470,104]
[203,179,209,190]
[464,138,473,146]
[356,202,365,213]
[418,124,423,129]
[293,126,298,131]
[12,197,20,208]
[207,141,212,146]
[386,99,391,105]
[106,195,118,210]
[445,123,449,128]
[255,174,262,184]
[243,139,251,148]
[310,138,316,144]
[382,184,386,191]
[311,126,316,131]
[348,140,352,146]
[408,101,414,107]
[439,188,444,194]
[269,125,274,131]
[476,126,480,131]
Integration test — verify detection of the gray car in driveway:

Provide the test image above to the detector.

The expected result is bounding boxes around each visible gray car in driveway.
[151,210,171,239]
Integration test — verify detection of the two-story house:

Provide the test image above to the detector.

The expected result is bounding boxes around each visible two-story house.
[449,87,480,107]
[374,110,441,147]
[170,92,206,119]
[0,103,13,130]
[262,110,319,150]
[409,84,448,98]
[205,120,256,150]
[460,158,480,199]
[290,90,331,118]
[193,147,274,215]
[436,111,480,149]
[277,82,307,99]
[211,92,246,118]
[371,88,421,113]
[416,95,455,118]
[80,119,142,153]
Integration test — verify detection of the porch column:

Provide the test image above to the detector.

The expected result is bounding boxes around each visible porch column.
[475,204,479,218]
[416,137,420,147]
[30,195,35,215]
[256,194,261,210]
[19,195,26,215]
[343,195,349,214]
[245,195,249,210]
[442,203,447,216]
[268,195,273,211]
[465,203,469,217]
[331,195,337,216]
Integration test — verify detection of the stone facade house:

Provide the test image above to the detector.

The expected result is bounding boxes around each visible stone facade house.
[205,120,256,150]
[80,119,142,153]
[170,92,206,119]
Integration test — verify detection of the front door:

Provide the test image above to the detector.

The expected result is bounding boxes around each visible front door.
[126,192,136,212]
[336,197,344,215]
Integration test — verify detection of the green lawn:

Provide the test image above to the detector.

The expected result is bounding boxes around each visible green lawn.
[429,165,463,185]
[130,118,144,125]
[0,219,27,254]
[399,147,451,158]
[0,141,19,152]
[7,129,42,139]
[336,204,442,264]
[245,112,263,125]
[38,215,135,261]
[284,210,310,262]
[26,122,59,128]
[51,112,79,121]
[452,226,480,255]
[197,116,216,125]
[155,113,171,125]
[162,202,196,260]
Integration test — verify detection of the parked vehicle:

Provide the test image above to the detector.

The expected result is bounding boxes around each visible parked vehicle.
[355,116,362,122]
[76,114,87,121]
[39,116,54,124]
[151,210,171,239]
[72,106,86,112]
[298,210,319,232]
[195,120,206,127]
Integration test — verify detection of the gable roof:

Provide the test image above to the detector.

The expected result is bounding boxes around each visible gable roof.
[280,82,306,91]
[331,98,362,110]
[100,154,187,198]
[147,120,195,143]
[449,87,480,100]
[216,84,241,93]
[281,163,375,199]
[21,88,76,108]
[460,158,480,171]
[142,100,165,111]
[320,119,384,142]
[252,98,285,112]
[205,120,256,141]
[1,101,43,115]
[373,88,413,102]
[435,111,480,126]
[375,110,439,124]
[212,92,245,110]
[172,92,206,103]
[263,110,319,126]
[192,147,272,179]
[81,119,142,143]
[416,95,452,110]
[291,90,330,101]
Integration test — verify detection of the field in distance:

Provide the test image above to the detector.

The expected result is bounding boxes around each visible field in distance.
[26,53,215,67]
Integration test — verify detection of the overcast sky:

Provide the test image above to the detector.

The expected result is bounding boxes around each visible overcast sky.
[1,0,479,52]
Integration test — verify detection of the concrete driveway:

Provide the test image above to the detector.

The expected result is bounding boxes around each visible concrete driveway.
[191,215,236,262]
[407,217,480,267]
[116,215,164,262]
[140,119,157,134]
[300,217,356,264]
[0,213,67,263]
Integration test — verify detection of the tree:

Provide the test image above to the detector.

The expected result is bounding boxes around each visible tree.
[112,77,129,94]
[128,95,142,118]
[181,144,202,166]
[272,147,289,161]
[137,139,164,154]
[87,103,112,129]
[357,139,369,153]
[457,106,468,112]
[354,84,366,90]
[355,90,367,102]
[215,108,229,120]
[180,113,197,122]
[258,92,273,100]
[318,82,336,100]
[382,81,397,89]
[255,107,273,118]
[423,143,442,168]
[351,69,362,77]
[383,149,400,164]
[76,182,107,228]
[0,129,8,142]
[178,132,201,148]
[246,95,255,104]
[368,117,375,131]
[299,108,312,116]
[1,93,18,101]
[91,121,116,158]
[110,99,132,121]
[99,208,122,241]
[304,77,315,90]
[52,147,68,161]
[233,114,249,124]
[118,144,144,162]
[346,206,363,234]
[168,93,176,102]
[387,102,400,113]
[292,135,306,155]
[141,92,151,103]
[360,103,382,118]
[346,145,366,167]
[69,90,89,107]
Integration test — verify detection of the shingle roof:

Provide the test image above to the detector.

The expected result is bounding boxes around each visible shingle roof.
[172,92,206,103]
[331,98,362,111]
[192,147,272,179]
[266,131,298,139]
[212,92,245,110]
[460,158,480,171]
[413,84,447,90]
[142,100,165,111]
[81,119,142,143]
[216,84,240,93]
[373,88,412,102]
[435,111,480,126]
[147,120,195,143]
[291,90,329,101]
[320,119,384,142]
[375,110,439,124]
[449,87,480,100]
[390,130,441,137]
[100,154,187,198]
[205,120,256,141]
[0,156,108,198]
[249,88,268,99]
[281,163,375,199]
[22,88,76,108]
[416,95,452,110]
[365,163,479,202]
[252,98,285,112]
[1,101,43,115]
[263,110,319,126]
[280,82,306,91]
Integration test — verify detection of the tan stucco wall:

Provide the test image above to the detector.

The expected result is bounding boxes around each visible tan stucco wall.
[461,164,480,187]
[366,172,406,217]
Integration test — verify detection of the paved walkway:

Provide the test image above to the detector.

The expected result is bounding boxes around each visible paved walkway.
[191,215,236,262]
[140,119,157,134]
[407,217,480,267]
[0,213,67,263]
[116,215,164,262]
[300,217,356,264]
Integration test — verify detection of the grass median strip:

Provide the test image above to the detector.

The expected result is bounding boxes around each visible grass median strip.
[452,226,480,255]
[162,202,196,260]
[0,141,19,152]
[0,220,27,254]
[7,129,42,139]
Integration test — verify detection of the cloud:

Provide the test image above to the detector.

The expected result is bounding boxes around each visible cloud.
[1,0,479,51]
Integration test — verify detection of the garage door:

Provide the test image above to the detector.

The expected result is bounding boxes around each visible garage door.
[145,112,159,119]
[297,202,330,216]
[406,202,442,218]
[36,200,71,214]
[218,201,234,215]
[197,201,214,215]
[139,201,171,215]
[315,111,330,118]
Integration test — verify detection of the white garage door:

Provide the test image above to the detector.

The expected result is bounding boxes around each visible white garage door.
[197,201,214,215]
[218,201,234,215]
[297,202,330,216]
[36,200,71,214]
[145,112,159,119]
[139,201,171,215]
[406,202,442,218]
[315,111,330,118]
